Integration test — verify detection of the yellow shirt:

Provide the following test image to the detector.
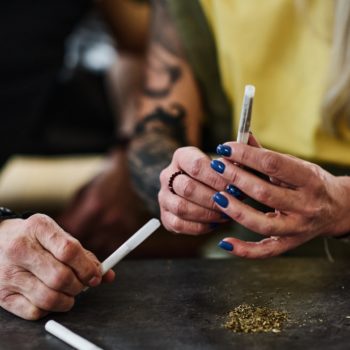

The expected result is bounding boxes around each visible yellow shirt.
[201,0,350,165]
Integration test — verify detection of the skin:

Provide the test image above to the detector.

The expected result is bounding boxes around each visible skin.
[0,214,115,320]
[0,0,145,320]
[159,134,350,258]
[128,0,203,212]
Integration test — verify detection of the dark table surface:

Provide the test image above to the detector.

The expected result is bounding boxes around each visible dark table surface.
[0,258,350,350]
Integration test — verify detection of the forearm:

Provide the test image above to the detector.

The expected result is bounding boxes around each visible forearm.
[128,0,203,214]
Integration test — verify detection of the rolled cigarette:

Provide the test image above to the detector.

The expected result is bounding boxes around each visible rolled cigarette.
[101,218,161,274]
[82,218,161,292]
[237,85,255,144]
[45,320,103,350]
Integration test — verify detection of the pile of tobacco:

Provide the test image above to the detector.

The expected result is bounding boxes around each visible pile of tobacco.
[224,304,288,333]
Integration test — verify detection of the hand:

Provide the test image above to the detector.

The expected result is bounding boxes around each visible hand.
[211,141,350,258]
[159,146,230,234]
[58,149,148,258]
[0,214,115,320]
[158,134,260,234]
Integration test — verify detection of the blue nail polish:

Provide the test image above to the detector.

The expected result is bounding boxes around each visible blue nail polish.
[216,144,232,157]
[226,184,242,199]
[211,160,225,174]
[209,222,220,230]
[221,213,231,220]
[213,192,229,208]
[218,240,234,251]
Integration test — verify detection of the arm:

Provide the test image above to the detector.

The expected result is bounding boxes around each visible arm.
[128,0,203,213]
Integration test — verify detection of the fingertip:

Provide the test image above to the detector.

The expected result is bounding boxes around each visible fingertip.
[103,269,116,283]
[88,276,102,287]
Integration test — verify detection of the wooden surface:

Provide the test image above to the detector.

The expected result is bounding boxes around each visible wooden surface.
[0,258,349,350]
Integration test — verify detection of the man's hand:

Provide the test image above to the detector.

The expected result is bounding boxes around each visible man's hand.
[58,149,148,258]
[0,214,115,320]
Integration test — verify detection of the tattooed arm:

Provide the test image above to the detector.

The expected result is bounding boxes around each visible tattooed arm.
[128,0,203,214]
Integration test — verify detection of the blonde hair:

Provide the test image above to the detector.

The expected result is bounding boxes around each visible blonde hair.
[321,0,350,138]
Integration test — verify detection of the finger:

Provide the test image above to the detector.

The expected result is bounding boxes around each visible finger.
[21,248,84,296]
[161,210,213,235]
[221,142,312,187]
[171,147,228,191]
[158,189,224,223]
[168,171,225,211]
[219,233,315,259]
[0,293,47,320]
[11,270,74,312]
[102,269,116,283]
[212,159,302,212]
[212,191,300,236]
[29,215,101,285]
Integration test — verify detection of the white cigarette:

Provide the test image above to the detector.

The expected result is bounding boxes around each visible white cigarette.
[45,320,103,350]
[237,84,255,144]
[101,218,161,274]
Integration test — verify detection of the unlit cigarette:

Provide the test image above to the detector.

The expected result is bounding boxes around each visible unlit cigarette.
[101,218,161,274]
[237,85,255,144]
[45,320,103,350]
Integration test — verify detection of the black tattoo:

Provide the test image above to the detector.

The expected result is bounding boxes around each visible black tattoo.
[129,106,187,213]
[143,62,181,98]
[128,0,191,214]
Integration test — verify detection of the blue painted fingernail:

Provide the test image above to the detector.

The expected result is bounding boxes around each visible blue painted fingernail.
[216,144,232,157]
[226,184,242,198]
[209,222,220,229]
[211,160,225,174]
[218,240,234,251]
[213,192,229,208]
[221,213,231,220]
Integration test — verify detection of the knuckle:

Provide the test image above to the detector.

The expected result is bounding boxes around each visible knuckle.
[47,267,71,291]
[169,216,184,234]
[40,291,61,310]
[6,237,29,261]
[254,185,271,203]
[27,307,44,320]
[26,213,52,232]
[230,210,245,223]
[172,198,188,217]
[182,177,196,198]
[261,152,280,175]
[188,155,207,178]
[56,237,81,263]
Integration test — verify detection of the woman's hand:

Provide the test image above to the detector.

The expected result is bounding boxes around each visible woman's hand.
[159,146,230,235]
[212,141,350,258]
[0,214,115,320]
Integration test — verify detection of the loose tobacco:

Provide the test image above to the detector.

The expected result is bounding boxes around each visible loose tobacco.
[224,304,288,333]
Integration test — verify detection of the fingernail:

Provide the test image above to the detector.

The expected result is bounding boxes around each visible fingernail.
[88,276,101,287]
[226,184,242,199]
[211,160,225,174]
[209,222,220,229]
[216,144,232,157]
[218,240,234,251]
[221,213,231,220]
[213,192,229,208]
